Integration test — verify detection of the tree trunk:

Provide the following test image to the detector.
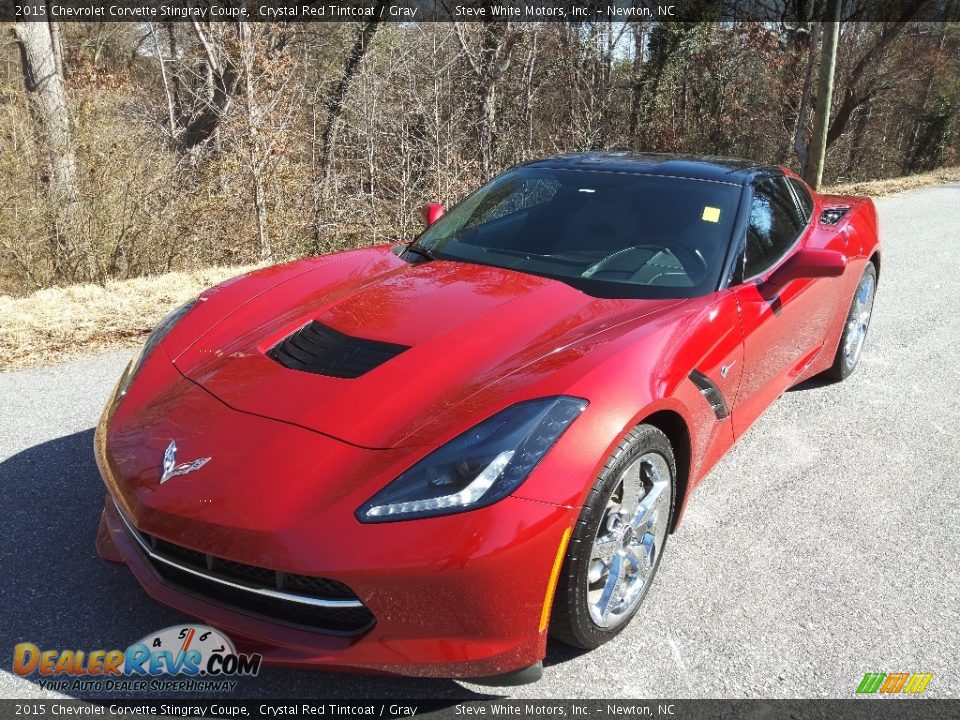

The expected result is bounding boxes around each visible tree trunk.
[454,18,521,177]
[14,18,78,278]
[313,6,386,248]
[628,23,647,145]
[149,23,178,139]
[479,80,497,178]
[14,22,75,202]
[806,7,841,189]
[238,23,271,261]
[793,23,821,177]
[47,16,65,79]
[824,2,927,150]
[319,4,387,189]
[522,30,539,155]
[184,20,238,152]
[845,103,872,179]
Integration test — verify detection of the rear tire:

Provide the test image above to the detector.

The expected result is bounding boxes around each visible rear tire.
[549,424,675,650]
[824,262,876,382]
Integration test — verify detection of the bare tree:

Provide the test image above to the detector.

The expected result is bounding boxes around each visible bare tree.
[13,13,77,276]
[318,3,389,188]
[148,23,179,140]
[183,20,238,152]
[47,17,64,78]
[628,22,648,143]
[237,23,298,261]
[792,23,822,175]
[825,6,927,149]
[454,16,523,177]
[1,17,957,293]
[238,23,271,260]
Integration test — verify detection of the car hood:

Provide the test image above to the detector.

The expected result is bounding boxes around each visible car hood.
[172,247,682,449]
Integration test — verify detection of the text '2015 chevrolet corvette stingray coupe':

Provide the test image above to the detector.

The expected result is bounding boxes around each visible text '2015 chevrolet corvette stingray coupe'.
[95,153,880,683]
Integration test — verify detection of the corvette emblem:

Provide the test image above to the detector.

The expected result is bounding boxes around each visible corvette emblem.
[160,440,211,484]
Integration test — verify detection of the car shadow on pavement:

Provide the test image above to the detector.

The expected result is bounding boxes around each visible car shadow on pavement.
[786,376,835,392]
[542,640,590,669]
[0,428,498,700]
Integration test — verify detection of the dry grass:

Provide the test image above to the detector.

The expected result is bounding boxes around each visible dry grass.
[825,166,960,197]
[0,264,259,373]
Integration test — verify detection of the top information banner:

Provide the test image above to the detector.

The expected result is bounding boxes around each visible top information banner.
[3,0,958,23]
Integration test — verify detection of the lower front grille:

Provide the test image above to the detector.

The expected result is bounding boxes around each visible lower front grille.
[149,561,376,633]
[114,502,375,636]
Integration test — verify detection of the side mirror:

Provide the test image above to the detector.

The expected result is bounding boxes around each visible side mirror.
[421,202,445,228]
[763,248,846,291]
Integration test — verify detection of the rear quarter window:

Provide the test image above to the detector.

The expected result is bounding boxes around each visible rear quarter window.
[788,178,815,222]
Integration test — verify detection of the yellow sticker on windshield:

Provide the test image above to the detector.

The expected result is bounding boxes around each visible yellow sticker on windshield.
[702,206,721,223]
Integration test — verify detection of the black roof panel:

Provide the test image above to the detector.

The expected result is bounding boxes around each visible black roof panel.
[520,152,777,184]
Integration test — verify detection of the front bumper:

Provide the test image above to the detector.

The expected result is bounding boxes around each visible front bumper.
[94,404,578,678]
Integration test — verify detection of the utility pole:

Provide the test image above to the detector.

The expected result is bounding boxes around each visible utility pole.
[806,0,842,190]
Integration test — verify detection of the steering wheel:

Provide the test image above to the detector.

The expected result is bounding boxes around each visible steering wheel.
[583,238,709,283]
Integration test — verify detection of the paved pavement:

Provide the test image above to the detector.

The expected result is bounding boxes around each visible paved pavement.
[1,184,958,700]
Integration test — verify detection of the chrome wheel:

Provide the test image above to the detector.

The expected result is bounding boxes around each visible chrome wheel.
[843,271,875,368]
[586,452,671,628]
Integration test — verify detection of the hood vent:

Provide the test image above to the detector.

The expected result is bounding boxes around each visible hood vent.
[267,321,410,379]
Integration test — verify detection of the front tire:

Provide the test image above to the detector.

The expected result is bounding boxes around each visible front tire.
[824,261,876,382]
[550,425,675,649]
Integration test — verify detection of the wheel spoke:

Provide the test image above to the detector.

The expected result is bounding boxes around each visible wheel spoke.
[591,535,619,564]
[623,546,647,583]
[640,532,656,567]
[597,553,624,621]
[631,481,665,532]
[588,560,606,584]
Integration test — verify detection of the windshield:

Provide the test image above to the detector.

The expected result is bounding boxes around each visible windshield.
[413,168,742,299]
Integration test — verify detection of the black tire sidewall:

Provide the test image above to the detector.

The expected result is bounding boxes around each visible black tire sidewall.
[550,424,676,649]
[829,261,877,381]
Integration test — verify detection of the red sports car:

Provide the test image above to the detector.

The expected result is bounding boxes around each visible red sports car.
[95,153,879,683]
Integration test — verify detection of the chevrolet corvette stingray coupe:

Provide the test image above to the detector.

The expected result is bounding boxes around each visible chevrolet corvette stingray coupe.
[95,153,879,683]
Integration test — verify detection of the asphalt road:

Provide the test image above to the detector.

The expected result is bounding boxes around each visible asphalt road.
[1,183,958,701]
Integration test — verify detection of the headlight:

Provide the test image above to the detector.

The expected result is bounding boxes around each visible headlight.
[113,298,198,400]
[357,397,587,523]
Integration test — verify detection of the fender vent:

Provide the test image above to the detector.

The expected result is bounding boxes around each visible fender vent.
[689,370,730,421]
[267,321,409,379]
[819,206,850,225]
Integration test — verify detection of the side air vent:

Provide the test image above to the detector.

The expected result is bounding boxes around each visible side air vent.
[819,206,850,225]
[689,370,730,421]
[267,321,410,379]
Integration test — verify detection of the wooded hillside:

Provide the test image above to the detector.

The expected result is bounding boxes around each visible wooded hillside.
[2,17,958,294]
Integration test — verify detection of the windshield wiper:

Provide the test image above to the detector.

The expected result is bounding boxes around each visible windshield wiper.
[404,243,439,262]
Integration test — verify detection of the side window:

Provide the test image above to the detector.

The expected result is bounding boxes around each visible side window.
[788,177,814,222]
[743,177,804,278]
